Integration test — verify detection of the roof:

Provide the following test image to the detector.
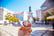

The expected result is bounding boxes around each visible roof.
[41,0,54,9]
[41,0,47,7]
[0,7,14,13]
[42,7,54,12]
[13,12,24,14]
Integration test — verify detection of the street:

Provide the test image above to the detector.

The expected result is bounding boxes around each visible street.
[0,24,53,36]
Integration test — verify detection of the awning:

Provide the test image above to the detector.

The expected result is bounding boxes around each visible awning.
[47,15,54,20]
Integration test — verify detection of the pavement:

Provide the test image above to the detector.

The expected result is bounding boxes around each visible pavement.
[0,24,53,36]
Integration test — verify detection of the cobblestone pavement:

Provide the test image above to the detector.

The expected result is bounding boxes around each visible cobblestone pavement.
[0,24,53,36]
[30,30,54,36]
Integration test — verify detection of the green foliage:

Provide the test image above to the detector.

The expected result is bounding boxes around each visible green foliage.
[5,13,19,22]
[51,9,54,15]
[44,9,54,21]
[33,18,39,22]
[44,12,51,20]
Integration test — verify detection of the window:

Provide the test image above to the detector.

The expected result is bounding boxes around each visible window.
[41,7,47,9]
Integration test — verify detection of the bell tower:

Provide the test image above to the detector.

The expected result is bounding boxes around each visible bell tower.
[29,6,31,12]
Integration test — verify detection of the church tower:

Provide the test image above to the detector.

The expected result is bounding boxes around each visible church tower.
[29,6,31,12]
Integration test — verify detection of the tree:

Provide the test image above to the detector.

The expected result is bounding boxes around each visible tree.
[5,13,20,24]
[33,18,39,22]
[44,12,52,20]
[51,9,54,15]
[44,12,52,24]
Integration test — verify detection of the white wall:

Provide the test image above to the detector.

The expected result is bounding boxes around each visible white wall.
[0,7,4,24]
[3,8,13,21]
[36,10,41,21]
[24,12,28,21]
[0,7,13,24]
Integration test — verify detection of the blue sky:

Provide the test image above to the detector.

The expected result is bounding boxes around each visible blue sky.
[0,0,45,12]
[0,0,45,17]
